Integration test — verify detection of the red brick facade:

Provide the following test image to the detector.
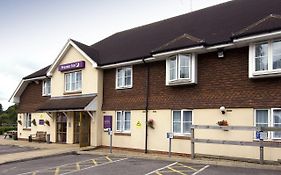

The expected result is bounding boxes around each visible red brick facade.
[102,46,281,110]
[18,81,50,113]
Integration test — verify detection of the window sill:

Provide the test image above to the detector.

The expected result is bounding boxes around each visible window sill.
[42,94,51,97]
[23,128,31,131]
[114,132,131,136]
[115,86,133,90]
[173,135,191,140]
[63,91,82,95]
[166,79,195,86]
[251,70,281,78]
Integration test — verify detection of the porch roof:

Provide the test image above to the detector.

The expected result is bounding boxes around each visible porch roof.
[37,94,97,112]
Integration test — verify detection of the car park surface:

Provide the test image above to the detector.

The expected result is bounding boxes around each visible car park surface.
[0,154,280,175]
[0,145,36,155]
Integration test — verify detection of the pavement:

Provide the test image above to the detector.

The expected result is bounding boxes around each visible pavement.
[0,136,281,171]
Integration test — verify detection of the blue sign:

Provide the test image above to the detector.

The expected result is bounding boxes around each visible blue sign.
[104,115,112,130]
[256,131,260,139]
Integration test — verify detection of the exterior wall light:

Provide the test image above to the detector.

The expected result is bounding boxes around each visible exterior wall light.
[218,49,224,58]
[219,106,226,114]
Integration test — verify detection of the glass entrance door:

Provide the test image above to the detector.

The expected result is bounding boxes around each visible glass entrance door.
[56,112,67,143]
[74,112,80,144]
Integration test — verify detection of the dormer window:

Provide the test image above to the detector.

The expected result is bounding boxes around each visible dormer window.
[249,40,281,78]
[42,79,51,96]
[166,54,197,85]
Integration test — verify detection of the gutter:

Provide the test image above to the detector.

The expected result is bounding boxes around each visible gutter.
[142,58,150,154]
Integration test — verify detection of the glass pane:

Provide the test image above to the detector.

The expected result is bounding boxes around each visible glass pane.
[183,122,191,133]
[273,124,281,138]
[116,112,122,130]
[173,122,181,133]
[180,67,189,78]
[169,57,176,80]
[255,43,268,71]
[125,77,131,86]
[273,41,281,69]
[183,111,192,122]
[273,110,281,123]
[125,112,131,121]
[256,110,268,124]
[173,111,181,122]
[125,121,130,131]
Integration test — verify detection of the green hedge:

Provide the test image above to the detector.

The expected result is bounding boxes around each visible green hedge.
[0,126,17,135]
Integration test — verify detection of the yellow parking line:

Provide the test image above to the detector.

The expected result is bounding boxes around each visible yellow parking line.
[167,166,187,175]
[105,156,112,162]
[155,171,163,175]
[177,163,198,171]
[92,159,97,165]
[76,162,80,170]
[54,167,60,175]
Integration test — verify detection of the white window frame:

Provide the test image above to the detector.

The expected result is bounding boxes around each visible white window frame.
[166,53,197,85]
[64,71,82,92]
[171,109,193,135]
[42,79,51,96]
[249,39,281,78]
[254,108,281,140]
[24,113,31,129]
[116,111,131,133]
[115,66,133,89]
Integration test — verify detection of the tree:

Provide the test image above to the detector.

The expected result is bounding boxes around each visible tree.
[0,103,3,114]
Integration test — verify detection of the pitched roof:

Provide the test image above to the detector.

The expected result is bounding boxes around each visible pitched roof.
[23,65,51,80]
[88,0,281,65]
[37,94,96,111]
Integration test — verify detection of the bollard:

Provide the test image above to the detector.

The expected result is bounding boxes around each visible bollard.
[191,127,195,159]
[46,134,51,144]
[260,138,264,164]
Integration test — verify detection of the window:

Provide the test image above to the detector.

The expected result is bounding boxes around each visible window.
[116,67,132,89]
[24,113,31,128]
[254,109,281,139]
[116,111,131,132]
[166,54,197,85]
[249,40,281,78]
[172,110,192,134]
[42,79,51,96]
[65,71,82,92]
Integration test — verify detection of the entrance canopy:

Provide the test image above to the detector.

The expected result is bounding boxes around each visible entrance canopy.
[37,94,97,112]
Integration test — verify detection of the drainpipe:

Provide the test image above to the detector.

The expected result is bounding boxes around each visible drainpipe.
[143,58,150,153]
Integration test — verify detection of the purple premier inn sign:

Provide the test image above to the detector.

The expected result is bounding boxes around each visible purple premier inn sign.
[58,61,85,72]
[104,115,112,130]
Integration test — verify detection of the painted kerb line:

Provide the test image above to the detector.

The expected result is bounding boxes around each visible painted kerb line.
[191,165,210,175]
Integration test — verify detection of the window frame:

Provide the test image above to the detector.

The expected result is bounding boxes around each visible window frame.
[249,39,281,78]
[64,70,82,93]
[42,79,51,96]
[115,111,131,133]
[115,66,133,89]
[254,108,281,140]
[166,53,197,85]
[24,113,32,129]
[171,109,193,135]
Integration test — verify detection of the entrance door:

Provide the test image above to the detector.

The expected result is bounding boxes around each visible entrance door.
[73,112,80,144]
[56,113,67,143]
[79,112,91,147]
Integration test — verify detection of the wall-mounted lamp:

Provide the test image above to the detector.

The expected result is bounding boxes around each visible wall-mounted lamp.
[218,49,224,58]
[219,106,226,114]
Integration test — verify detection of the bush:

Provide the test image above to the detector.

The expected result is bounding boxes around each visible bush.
[0,126,17,135]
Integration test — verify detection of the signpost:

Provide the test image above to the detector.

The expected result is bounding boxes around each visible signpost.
[108,128,113,153]
[167,132,174,157]
[58,61,85,72]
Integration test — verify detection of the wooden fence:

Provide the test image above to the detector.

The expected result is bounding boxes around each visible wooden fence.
[191,125,281,164]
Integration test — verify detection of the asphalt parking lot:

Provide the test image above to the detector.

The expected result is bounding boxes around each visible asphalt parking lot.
[0,154,280,175]
[0,145,36,155]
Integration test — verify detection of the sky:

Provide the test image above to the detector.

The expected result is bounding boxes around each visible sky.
[0,0,230,110]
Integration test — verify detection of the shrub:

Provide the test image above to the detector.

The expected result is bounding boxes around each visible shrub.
[0,126,17,135]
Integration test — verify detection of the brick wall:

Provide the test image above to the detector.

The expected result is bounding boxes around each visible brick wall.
[103,46,281,110]
[18,81,50,113]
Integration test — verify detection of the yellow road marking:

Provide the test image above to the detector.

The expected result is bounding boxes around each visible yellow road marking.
[176,163,198,171]
[92,159,97,165]
[105,156,112,162]
[54,167,60,175]
[155,171,163,175]
[167,166,187,175]
[76,162,80,170]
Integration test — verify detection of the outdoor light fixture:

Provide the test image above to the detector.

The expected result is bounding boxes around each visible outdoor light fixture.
[218,49,224,58]
[219,106,226,114]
